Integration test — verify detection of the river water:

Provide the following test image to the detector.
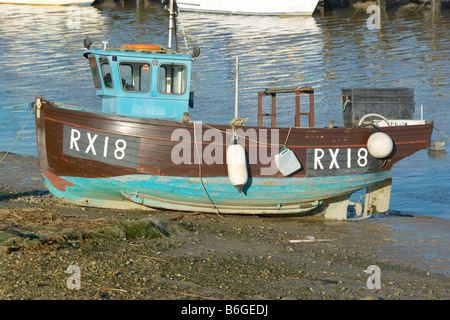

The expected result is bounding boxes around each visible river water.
[0,1,449,218]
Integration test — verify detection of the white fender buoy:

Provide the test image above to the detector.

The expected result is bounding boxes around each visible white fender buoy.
[226,138,248,193]
[367,132,394,159]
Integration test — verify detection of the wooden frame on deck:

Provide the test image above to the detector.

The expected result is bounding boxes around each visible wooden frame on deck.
[257,86,315,128]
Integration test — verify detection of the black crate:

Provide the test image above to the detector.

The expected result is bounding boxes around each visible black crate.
[341,88,415,128]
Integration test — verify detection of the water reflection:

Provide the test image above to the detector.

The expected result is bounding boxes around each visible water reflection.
[0,4,107,107]
[0,5,107,45]
[428,150,447,159]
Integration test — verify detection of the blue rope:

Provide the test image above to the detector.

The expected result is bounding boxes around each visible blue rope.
[342,97,351,112]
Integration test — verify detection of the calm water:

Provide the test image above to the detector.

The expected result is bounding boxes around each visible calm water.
[0,1,449,218]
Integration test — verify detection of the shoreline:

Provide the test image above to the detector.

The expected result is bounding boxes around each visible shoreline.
[0,152,449,299]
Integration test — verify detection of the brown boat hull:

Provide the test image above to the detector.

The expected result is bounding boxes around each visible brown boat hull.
[34,97,433,216]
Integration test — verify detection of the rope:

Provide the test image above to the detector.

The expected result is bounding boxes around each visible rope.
[342,95,351,112]
[229,117,248,128]
[0,103,35,163]
[283,127,293,148]
[229,117,248,142]
[434,126,450,141]
[192,121,227,219]
[55,102,84,110]
[357,113,391,127]
[189,117,285,147]
[415,0,429,13]
[175,4,189,52]
[0,103,29,110]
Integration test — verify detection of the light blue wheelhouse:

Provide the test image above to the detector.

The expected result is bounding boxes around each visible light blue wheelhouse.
[84,47,193,121]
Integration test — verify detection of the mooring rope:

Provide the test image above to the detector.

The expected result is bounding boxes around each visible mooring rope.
[0,103,35,163]
[433,126,450,141]
[192,120,228,220]
[0,103,29,110]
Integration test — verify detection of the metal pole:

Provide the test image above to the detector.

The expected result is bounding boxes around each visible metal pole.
[168,0,174,49]
[235,56,239,118]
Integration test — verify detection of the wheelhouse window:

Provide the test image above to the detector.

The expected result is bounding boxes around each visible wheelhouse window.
[88,56,102,90]
[118,61,151,93]
[99,57,113,89]
[158,64,187,95]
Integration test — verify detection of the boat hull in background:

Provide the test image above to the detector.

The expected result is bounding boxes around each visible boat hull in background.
[175,0,320,15]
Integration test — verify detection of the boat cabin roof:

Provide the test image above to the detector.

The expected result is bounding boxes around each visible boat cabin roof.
[84,46,193,62]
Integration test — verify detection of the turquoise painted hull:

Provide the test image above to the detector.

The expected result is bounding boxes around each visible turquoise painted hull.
[42,171,391,214]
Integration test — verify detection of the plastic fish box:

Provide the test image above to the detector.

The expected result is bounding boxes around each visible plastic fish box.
[341,88,415,128]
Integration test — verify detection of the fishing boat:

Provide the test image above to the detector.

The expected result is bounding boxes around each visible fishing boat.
[0,0,94,5]
[33,12,433,220]
[165,0,320,15]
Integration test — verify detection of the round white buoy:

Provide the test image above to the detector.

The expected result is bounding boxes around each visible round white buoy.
[367,132,394,159]
[226,142,248,193]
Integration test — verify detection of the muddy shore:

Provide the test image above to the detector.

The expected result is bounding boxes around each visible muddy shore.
[0,152,448,301]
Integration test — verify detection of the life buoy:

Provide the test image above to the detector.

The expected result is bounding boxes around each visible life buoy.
[120,44,162,50]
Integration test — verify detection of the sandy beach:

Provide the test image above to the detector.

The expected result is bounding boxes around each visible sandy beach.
[0,152,448,300]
